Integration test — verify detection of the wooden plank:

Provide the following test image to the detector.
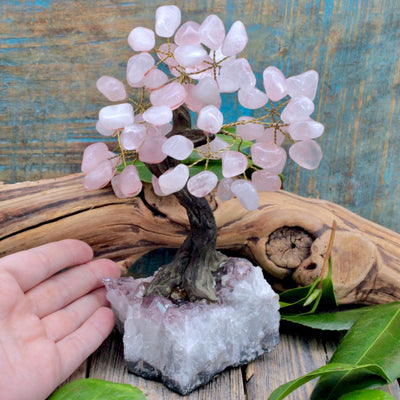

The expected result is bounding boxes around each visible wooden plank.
[88,329,246,400]
[1,0,400,233]
[245,332,329,399]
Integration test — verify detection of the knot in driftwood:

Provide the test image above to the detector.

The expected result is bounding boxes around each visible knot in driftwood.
[266,227,314,269]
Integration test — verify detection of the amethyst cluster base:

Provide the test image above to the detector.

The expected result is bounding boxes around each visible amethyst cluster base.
[104,257,280,395]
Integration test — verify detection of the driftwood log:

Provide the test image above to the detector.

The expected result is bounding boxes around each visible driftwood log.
[1,173,400,306]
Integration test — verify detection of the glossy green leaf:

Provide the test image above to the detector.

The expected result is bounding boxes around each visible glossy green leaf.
[311,305,400,399]
[217,133,253,151]
[135,161,153,183]
[188,159,224,180]
[279,278,321,310]
[279,258,337,315]
[48,379,147,400]
[268,363,389,400]
[281,302,400,331]
[302,288,321,307]
[317,258,338,309]
[338,389,397,400]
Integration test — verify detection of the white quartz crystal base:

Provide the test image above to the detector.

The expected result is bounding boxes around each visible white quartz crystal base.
[105,257,280,395]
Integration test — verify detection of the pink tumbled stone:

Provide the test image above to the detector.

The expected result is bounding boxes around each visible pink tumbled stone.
[184,83,205,113]
[257,127,285,146]
[287,70,319,100]
[155,5,181,38]
[147,125,161,136]
[138,136,167,164]
[111,175,128,199]
[197,105,223,134]
[152,175,167,196]
[83,159,114,190]
[263,66,288,102]
[126,53,155,86]
[217,69,240,93]
[289,139,323,170]
[187,171,218,197]
[191,77,221,107]
[199,14,225,50]
[238,86,268,109]
[222,21,248,56]
[175,21,201,45]
[119,164,143,197]
[221,150,248,178]
[196,136,229,158]
[135,114,145,123]
[280,96,315,123]
[96,76,127,102]
[143,68,168,89]
[157,43,179,67]
[81,142,109,173]
[159,164,189,195]
[236,117,264,140]
[174,44,207,67]
[159,123,172,136]
[150,82,187,110]
[218,58,256,92]
[288,119,324,140]
[250,142,287,173]
[128,27,155,52]
[234,58,256,89]
[162,135,194,160]
[231,179,259,210]
[120,124,147,150]
[96,120,114,137]
[143,105,172,126]
[99,103,134,130]
[252,170,281,191]
[217,177,234,201]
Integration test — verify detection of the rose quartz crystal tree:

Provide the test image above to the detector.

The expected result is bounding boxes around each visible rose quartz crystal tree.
[82,5,324,301]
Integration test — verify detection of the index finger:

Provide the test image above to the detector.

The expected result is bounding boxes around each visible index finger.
[0,239,94,292]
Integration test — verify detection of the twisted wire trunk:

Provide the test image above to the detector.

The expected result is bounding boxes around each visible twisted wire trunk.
[144,105,226,301]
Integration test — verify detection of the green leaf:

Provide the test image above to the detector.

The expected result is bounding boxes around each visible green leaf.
[279,278,321,310]
[318,258,338,309]
[302,288,321,307]
[116,160,153,183]
[135,161,153,183]
[188,159,224,180]
[338,389,397,400]
[48,378,147,400]
[311,304,400,399]
[217,133,253,151]
[279,258,337,315]
[281,302,400,331]
[268,363,389,400]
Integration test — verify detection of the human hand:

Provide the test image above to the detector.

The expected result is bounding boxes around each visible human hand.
[0,239,121,400]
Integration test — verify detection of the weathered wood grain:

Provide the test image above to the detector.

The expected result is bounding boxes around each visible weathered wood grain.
[1,0,399,232]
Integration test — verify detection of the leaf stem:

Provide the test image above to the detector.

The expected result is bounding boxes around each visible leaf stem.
[319,220,337,288]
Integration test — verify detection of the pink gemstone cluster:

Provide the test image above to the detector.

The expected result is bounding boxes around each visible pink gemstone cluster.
[82,5,324,210]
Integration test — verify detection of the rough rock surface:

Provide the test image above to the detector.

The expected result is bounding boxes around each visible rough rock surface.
[105,257,280,395]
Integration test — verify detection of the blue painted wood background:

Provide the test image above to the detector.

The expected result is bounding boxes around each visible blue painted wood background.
[1,0,399,232]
